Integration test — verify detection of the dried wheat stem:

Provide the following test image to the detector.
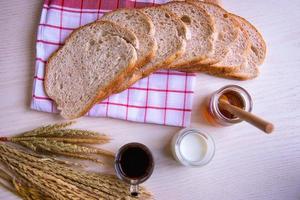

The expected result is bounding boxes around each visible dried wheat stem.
[1,152,118,199]
[0,168,12,183]
[1,148,134,199]
[11,136,110,144]
[2,155,94,200]
[21,129,109,139]
[2,154,108,199]
[30,140,115,157]
[20,121,76,137]
[0,144,153,199]
[0,146,111,198]
[12,179,47,200]
[55,152,104,164]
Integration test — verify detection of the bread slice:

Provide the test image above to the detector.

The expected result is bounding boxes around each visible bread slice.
[114,6,188,93]
[101,8,157,69]
[182,25,251,73]
[169,0,239,67]
[231,14,266,65]
[206,50,259,80]
[184,0,239,67]
[44,21,138,119]
[205,14,266,80]
[162,1,215,68]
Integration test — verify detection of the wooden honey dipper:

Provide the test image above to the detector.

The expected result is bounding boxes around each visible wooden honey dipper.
[218,95,274,134]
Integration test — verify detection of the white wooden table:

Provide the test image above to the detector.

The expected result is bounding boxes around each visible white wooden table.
[1,0,300,199]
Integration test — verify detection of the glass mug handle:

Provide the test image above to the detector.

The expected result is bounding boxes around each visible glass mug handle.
[114,142,154,197]
[129,182,139,197]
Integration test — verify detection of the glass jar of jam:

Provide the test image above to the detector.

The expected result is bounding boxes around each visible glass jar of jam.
[206,85,253,126]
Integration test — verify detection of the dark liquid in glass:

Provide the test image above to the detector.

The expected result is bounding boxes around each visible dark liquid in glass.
[119,146,152,179]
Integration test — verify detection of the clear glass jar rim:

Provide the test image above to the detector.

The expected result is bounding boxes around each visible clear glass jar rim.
[173,128,215,167]
[211,85,253,124]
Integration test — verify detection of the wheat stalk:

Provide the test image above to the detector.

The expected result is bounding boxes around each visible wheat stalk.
[13,143,151,199]
[1,155,97,200]
[0,122,114,163]
[20,121,76,137]
[0,143,153,200]
[11,136,109,144]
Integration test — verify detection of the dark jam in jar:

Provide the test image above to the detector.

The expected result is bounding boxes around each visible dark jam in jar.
[218,91,245,119]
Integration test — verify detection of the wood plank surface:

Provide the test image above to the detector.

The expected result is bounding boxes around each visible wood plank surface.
[0,0,299,199]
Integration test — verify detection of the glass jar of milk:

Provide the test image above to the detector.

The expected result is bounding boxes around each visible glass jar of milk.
[171,128,215,167]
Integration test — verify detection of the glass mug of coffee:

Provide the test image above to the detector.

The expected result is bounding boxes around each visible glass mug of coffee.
[115,142,154,197]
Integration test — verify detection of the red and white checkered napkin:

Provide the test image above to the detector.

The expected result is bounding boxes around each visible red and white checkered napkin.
[31,0,196,127]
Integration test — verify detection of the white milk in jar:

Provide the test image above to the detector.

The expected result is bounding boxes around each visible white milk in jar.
[171,128,215,167]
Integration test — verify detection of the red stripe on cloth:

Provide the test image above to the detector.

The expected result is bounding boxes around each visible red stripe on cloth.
[97,0,102,19]
[47,0,160,9]
[163,70,170,125]
[39,23,75,31]
[49,0,64,6]
[153,71,195,77]
[37,39,63,46]
[34,76,45,81]
[182,73,189,127]
[36,57,47,63]
[59,0,64,44]
[79,0,84,26]
[100,102,192,112]
[33,95,52,101]
[43,5,108,14]
[143,77,150,122]
[125,89,130,120]
[105,96,110,117]
[128,87,193,94]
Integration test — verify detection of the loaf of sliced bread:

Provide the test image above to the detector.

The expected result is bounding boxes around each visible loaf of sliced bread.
[114,6,188,93]
[44,21,138,119]
[162,1,215,68]
[101,8,157,69]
